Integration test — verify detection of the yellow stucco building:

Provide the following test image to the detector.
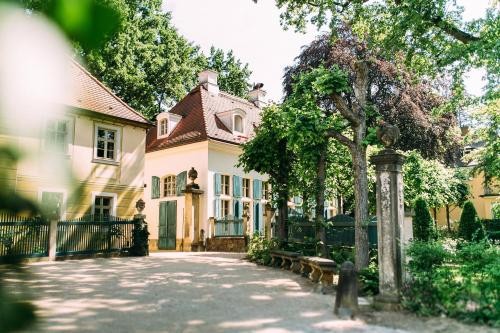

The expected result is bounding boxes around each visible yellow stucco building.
[1,60,151,219]
[435,170,499,229]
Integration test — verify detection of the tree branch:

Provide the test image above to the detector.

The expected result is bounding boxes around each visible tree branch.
[331,93,359,125]
[430,16,480,44]
[327,129,355,150]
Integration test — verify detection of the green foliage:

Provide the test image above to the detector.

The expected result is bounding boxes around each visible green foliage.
[465,99,500,186]
[203,46,252,98]
[0,287,37,333]
[23,0,252,120]
[458,201,486,242]
[358,252,379,296]
[413,198,437,242]
[20,0,120,51]
[260,0,499,100]
[403,240,500,326]
[403,151,470,209]
[329,246,355,265]
[246,234,279,265]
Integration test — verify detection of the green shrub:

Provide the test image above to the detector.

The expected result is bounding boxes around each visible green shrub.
[330,246,355,264]
[413,198,436,241]
[247,234,278,265]
[458,201,485,241]
[358,251,379,296]
[403,240,500,326]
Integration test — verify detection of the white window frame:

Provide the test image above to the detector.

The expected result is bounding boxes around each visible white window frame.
[163,175,176,197]
[221,174,230,196]
[233,114,245,134]
[38,188,68,220]
[221,199,231,218]
[159,119,168,137]
[43,116,74,156]
[242,178,251,199]
[93,123,121,164]
[91,191,117,216]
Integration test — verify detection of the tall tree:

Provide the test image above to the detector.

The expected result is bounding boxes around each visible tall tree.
[238,105,295,241]
[283,29,460,270]
[24,0,253,119]
[254,0,499,99]
[204,47,252,98]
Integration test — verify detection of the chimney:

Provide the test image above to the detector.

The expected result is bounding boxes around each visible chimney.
[249,83,267,108]
[198,70,219,94]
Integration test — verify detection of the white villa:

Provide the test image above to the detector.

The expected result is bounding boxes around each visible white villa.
[144,71,271,251]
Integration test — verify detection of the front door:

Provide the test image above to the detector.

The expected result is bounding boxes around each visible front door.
[159,201,177,250]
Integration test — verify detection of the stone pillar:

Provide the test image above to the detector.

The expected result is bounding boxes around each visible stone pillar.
[370,149,405,310]
[264,203,275,239]
[48,219,58,261]
[182,167,204,252]
[183,188,204,251]
[242,202,249,236]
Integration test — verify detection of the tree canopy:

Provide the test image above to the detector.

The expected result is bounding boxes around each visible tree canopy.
[256,0,499,100]
[24,0,253,119]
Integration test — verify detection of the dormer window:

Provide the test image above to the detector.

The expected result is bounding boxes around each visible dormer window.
[156,111,182,138]
[234,114,244,134]
[160,119,168,136]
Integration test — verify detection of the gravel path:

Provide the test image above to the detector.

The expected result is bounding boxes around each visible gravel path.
[3,252,493,333]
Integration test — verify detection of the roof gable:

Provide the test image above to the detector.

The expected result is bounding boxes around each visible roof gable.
[65,60,150,125]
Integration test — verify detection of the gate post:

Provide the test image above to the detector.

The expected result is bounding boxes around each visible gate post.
[370,124,405,310]
[182,167,204,252]
[48,218,58,261]
[132,199,149,256]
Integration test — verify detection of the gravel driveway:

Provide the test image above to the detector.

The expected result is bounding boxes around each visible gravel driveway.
[3,252,493,333]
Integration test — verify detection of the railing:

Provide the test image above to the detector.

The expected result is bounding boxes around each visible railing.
[57,215,135,255]
[214,218,244,237]
[0,214,140,260]
[287,215,378,248]
[0,214,49,259]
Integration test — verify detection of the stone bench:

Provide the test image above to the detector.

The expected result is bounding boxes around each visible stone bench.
[299,256,337,287]
[270,250,301,273]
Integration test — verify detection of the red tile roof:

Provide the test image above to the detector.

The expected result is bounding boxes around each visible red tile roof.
[146,85,262,153]
[64,59,150,125]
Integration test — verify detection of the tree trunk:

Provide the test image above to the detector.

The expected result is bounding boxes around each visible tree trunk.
[315,144,329,258]
[276,139,290,241]
[351,144,370,271]
[337,195,343,215]
[446,205,451,232]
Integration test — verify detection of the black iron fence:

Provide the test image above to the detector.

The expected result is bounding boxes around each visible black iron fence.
[0,214,145,261]
[0,215,49,259]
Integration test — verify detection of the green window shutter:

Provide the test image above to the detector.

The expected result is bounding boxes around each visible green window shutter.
[214,198,221,219]
[176,171,187,196]
[152,176,160,199]
[254,202,262,234]
[214,173,221,196]
[253,179,262,200]
[234,199,243,218]
[233,175,242,198]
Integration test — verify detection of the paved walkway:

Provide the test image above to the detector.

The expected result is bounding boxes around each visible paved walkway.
[3,253,491,333]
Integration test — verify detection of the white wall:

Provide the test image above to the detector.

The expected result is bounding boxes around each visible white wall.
[207,140,268,234]
[144,141,208,240]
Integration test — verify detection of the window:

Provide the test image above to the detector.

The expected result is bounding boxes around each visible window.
[221,200,230,218]
[40,191,64,218]
[94,196,113,217]
[262,181,270,200]
[160,119,168,136]
[242,178,250,198]
[45,119,68,152]
[234,115,244,133]
[163,175,176,197]
[221,175,230,195]
[96,127,117,160]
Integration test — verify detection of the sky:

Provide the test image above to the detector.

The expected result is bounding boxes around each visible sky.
[163,0,489,102]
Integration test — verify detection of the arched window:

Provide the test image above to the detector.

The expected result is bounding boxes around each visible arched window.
[163,175,176,197]
[159,119,168,136]
[234,115,244,133]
